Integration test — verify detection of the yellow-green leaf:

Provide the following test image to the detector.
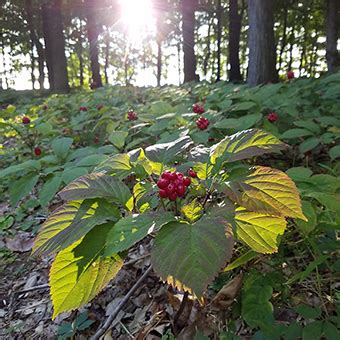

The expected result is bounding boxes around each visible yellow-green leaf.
[235,208,287,253]
[210,129,286,164]
[237,166,306,221]
[181,199,203,222]
[50,223,125,319]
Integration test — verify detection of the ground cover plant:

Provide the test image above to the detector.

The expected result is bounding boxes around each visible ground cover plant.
[1,74,339,339]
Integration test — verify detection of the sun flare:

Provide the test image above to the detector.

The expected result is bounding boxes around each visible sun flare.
[119,0,155,42]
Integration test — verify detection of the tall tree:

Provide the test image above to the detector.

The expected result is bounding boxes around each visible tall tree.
[42,0,69,93]
[247,0,278,86]
[228,0,243,82]
[326,0,340,72]
[85,0,103,88]
[216,0,222,82]
[181,0,198,82]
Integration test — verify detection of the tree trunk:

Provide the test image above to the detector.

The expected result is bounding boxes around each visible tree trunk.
[216,0,222,82]
[278,3,288,72]
[85,0,103,88]
[247,0,278,86]
[104,32,110,85]
[30,48,36,90]
[157,39,162,86]
[326,0,340,72]
[181,0,198,82]
[25,0,45,90]
[41,0,69,93]
[228,0,243,82]
[203,18,213,77]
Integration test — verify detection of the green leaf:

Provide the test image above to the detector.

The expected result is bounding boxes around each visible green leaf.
[193,162,213,180]
[50,223,125,318]
[145,136,193,165]
[293,120,321,134]
[224,250,257,272]
[151,215,234,297]
[305,192,340,211]
[39,175,62,206]
[302,321,323,340]
[75,154,108,167]
[286,167,313,182]
[108,131,128,149]
[235,208,287,253]
[181,199,203,223]
[210,129,286,164]
[95,153,132,177]
[33,199,120,256]
[294,305,322,319]
[58,173,132,209]
[61,167,89,184]
[52,137,73,158]
[235,166,306,220]
[295,201,317,235]
[9,174,39,206]
[281,129,314,139]
[323,321,340,340]
[329,145,340,160]
[0,160,40,179]
[299,137,320,154]
[104,212,174,256]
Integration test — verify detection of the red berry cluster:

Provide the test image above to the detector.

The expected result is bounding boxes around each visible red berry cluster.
[79,106,87,111]
[22,116,30,125]
[267,112,278,123]
[196,117,210,130]
[34,147,42,156]
[157,171,191,201]
[287,70,295,80]
[127,110,138,121]
[192,103,205,114]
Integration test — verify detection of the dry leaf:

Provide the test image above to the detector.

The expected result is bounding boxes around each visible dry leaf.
[5,232,34,252]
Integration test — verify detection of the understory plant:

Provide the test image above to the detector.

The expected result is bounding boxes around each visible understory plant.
[32,128,306,318]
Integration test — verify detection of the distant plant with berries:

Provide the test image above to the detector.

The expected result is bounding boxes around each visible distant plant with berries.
[127,109,138,121]
[267,112,279,123]
[157,171,191,201]
[22,116,31,125]
[287,70,295,80]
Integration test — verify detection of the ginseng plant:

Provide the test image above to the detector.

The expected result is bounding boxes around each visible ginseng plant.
[32,129,306,319]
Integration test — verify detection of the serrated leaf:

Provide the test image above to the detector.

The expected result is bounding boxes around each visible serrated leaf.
[9,174,39,206]
[33,199,120,256]
[52,137,73,158]
[104,212,174,256]
[193,162,213,179]
[210,129,286,164]
[181,199,203,222]
[95,153,132,178]
[108,131,128,149]
[235,208,287,253]
[59,173,132,209]
[39,175,62,206]
[145,136,193,165]
[50,223,125,318]
[151,216,234,297]
[236,166,306,220]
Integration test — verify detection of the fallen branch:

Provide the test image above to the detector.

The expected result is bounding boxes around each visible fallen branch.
[91,266,153,340]
[15,284,49,295]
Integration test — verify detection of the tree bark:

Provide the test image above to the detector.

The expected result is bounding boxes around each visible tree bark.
[85,0,103,88]
[181,0,198,82]
[228,0,243,82]
[203,18,213,77]
[104,32,110,85]
[25,0,45,90]
[326,0,340,72]
[41,0,69,93]
[247,0,278,86]
[278,3,288,72]
[216,0,222,82]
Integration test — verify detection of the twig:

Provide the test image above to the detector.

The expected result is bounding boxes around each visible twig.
[91,266,153,340]
[15,284,49,295]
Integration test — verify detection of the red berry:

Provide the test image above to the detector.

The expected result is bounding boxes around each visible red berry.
[176,185,186,197]
[176,172,184,179]
[42,105,48,110]
[167,183,176,194]
[192,103,205,114]
[183,177,191,187]
[169,172,177,181]
[168,192,178,201]
[161,171,172,180]
[127,110,138,121]
[159,189,168,198]
[34,147,42,156]
[267,112,278,123]
[196,117,209,130]
[287,70,295,80]
[157,178,169,189]
[22,116,30,124]
[188,169,197,178]
[80,106,87,111]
